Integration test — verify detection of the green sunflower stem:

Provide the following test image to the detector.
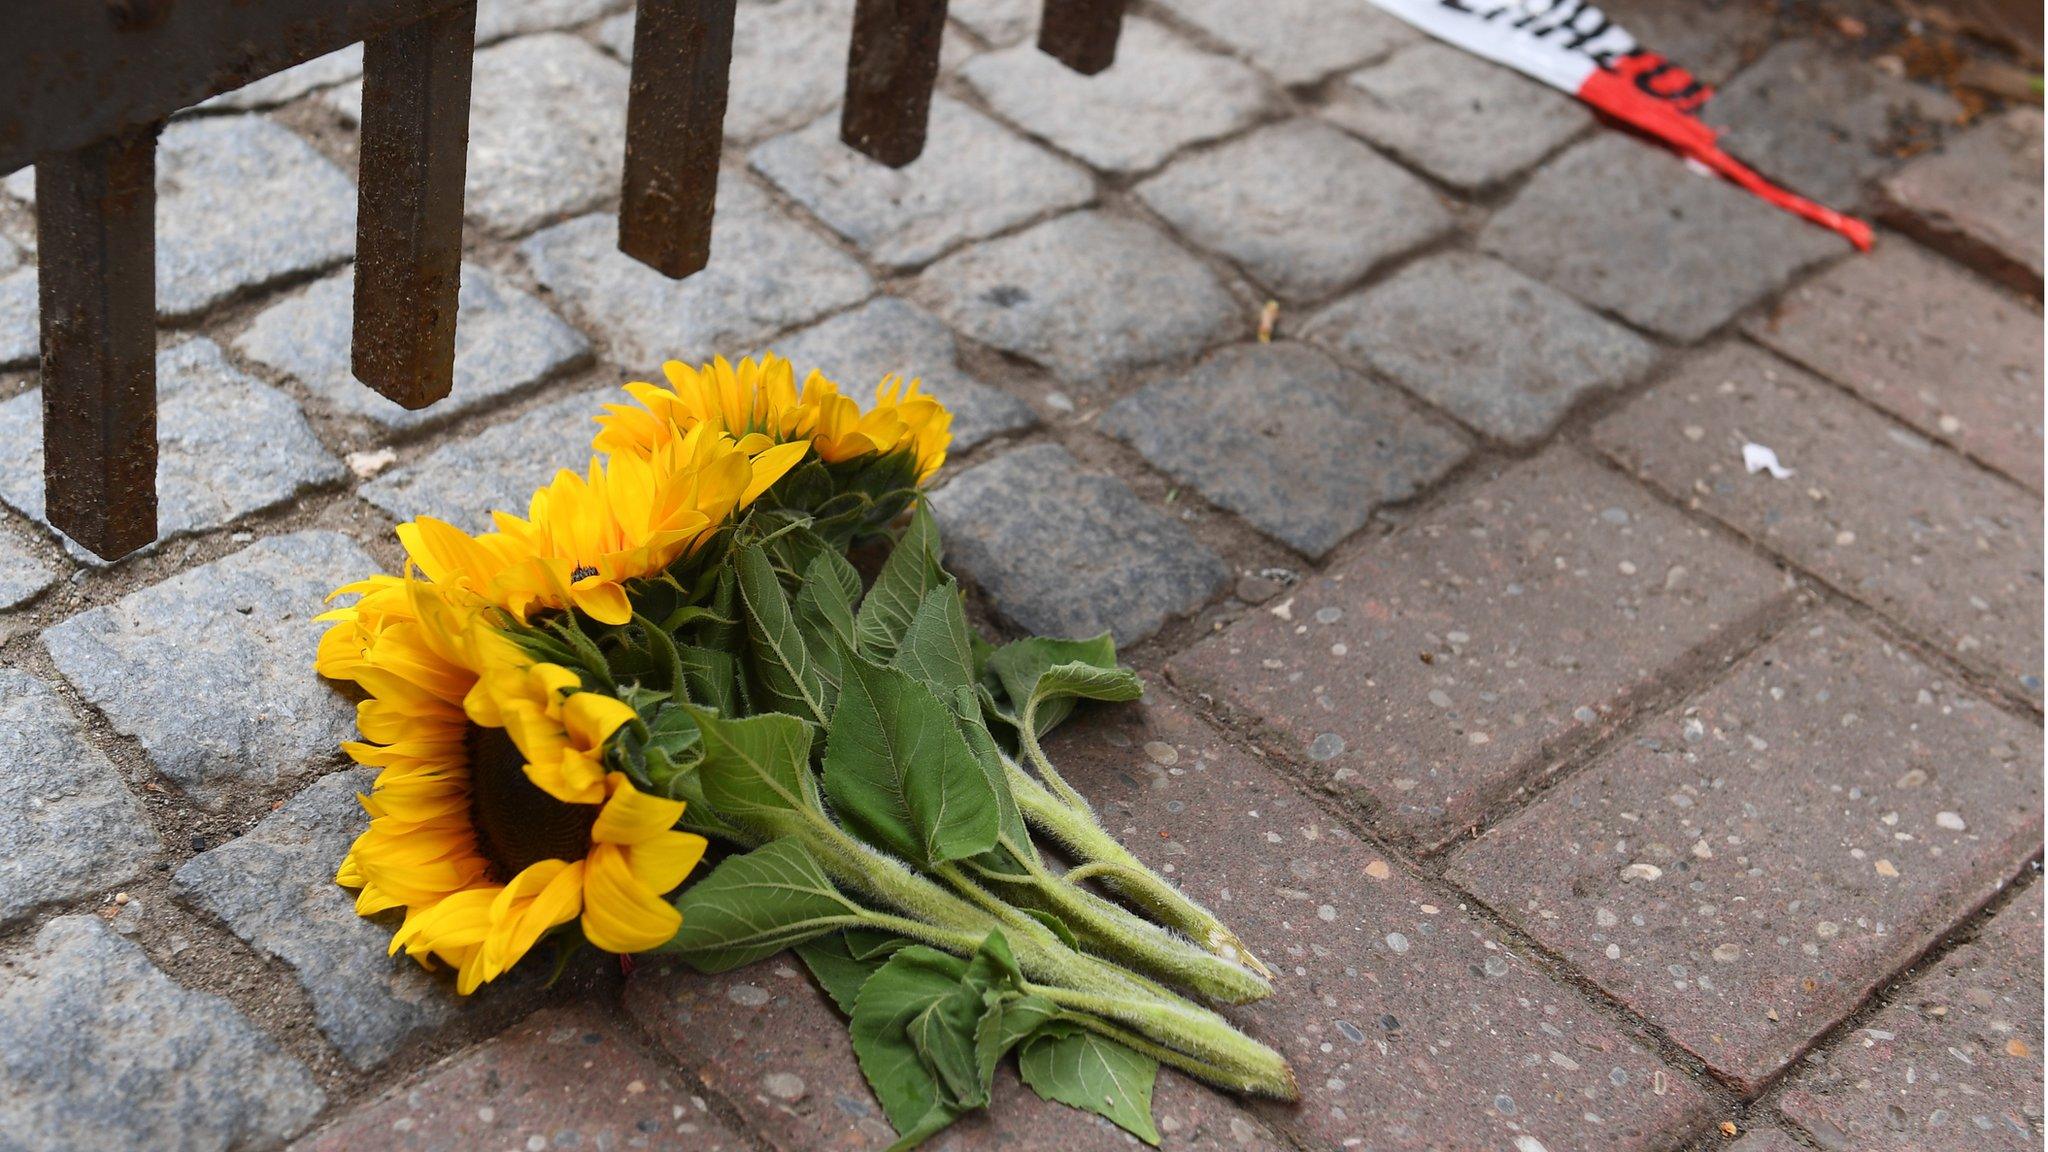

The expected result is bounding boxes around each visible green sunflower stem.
[779,809,1293,1099]
[845,910,1281,1094]
[1026,980,1296,1099]
[1003,751,1273,980]
[973,840,1271,1005]
[1015,721,1095,816]
[1046,1008,1281,1098]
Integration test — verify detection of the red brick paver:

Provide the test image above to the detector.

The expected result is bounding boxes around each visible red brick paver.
[1879,108,2045,295]
[1593,345,2044,701]
[1447,613,2043,1090]
[623,955,1284,1151]
[293,1006,745,1152]
[1778,887,2043,1150]
[1047,692,1721,1152]
[1744,239,2044,493]
[1171,450,1788,853]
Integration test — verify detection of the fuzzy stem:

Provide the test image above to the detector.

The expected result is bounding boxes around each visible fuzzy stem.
[1016,719,1094,815]
[976,840,1270,1004]
[1004,752,1273,980]
[856,910,986,955]
[1047,1009,1275,1096]
[778,809,1291,1097]
[1026,982,1295,1099]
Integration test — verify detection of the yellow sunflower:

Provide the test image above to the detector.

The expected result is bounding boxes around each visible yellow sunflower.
[595,353,952,482]
[394,424,805,626]
[319,577,707,993]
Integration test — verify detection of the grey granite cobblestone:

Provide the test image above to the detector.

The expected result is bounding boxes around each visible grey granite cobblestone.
[361,388,613,528]
[1482,135,1846,342]
[947,0,1034,45]
[598,0,858,142]
[0,338,344,555]
[522,177,873,370]
[196,46,364,112]
[751,95,1094,271]
[42,531,371,810]
[918,211,1241,383]
[329,34,631,236]
[1136,119,1451,300]
[1323,41,1591,193]
[960,18,1268,174]
[156,116,357,318]
[175,769,462,1069]
[1305,251,1661,444]
[0,916,325,1152]
[931,442,1227,644]
[475,0,628,42]
[0,525,55,611]
[1152,0,1415,86]
[0,669,157,924]
[0,267,32,366]
[1101,342,1468,557]
[768,297,1036,452]
[236,262,590,431]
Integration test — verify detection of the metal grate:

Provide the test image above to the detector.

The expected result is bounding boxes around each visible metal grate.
[1,0,1127,560]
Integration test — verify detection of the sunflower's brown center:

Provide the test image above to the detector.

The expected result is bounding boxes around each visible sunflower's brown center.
[570,565,599,582]
[465,724,598,881]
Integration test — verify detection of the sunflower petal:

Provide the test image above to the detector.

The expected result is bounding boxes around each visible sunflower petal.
[591,773,689,845]
[625,830,709,896]
[580,843,681,953]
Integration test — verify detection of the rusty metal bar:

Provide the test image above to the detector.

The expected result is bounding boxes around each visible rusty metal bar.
[841,0,949,168]
[36,125,161,561]
[618,0,737,279]
[0,0,470,176]
[353,1,478,409]
[1039,0,1125,75]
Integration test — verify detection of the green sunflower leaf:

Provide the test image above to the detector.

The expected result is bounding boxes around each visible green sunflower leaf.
[891,581,975,700]
[1017,1024,1161,1146]
[856,504,945,662]
[661,762,746,843]
[795,550,862,681]
[663,838,865,970]
[851,931,1027,1147]
[907,985,987,1109]
[823,658,999,869]
[736,544,835,728]
[969,630,996,683]
[685,706,822,835]
[985,635,1143,737]
[953,687,1032,864]
[695,563,744,657]
[675,643,741,718]
[1019,906,1078,950]
[975,992,1059,1089]
[796,928,912,1016]
[850,946,972,1139]
[761,521,837,585]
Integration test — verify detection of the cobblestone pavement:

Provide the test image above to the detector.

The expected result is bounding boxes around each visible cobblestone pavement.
[0,1,2040,1149]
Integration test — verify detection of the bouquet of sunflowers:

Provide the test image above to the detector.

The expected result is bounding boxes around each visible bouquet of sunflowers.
[316,355,1296,1147]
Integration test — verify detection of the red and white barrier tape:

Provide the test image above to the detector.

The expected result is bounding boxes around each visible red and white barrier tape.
[1362,0,1875,249]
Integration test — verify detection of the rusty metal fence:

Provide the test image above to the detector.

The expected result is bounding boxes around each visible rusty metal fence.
[1,0,1126,561]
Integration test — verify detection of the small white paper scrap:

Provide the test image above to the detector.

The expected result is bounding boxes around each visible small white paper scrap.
[1742,442,1794,479]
